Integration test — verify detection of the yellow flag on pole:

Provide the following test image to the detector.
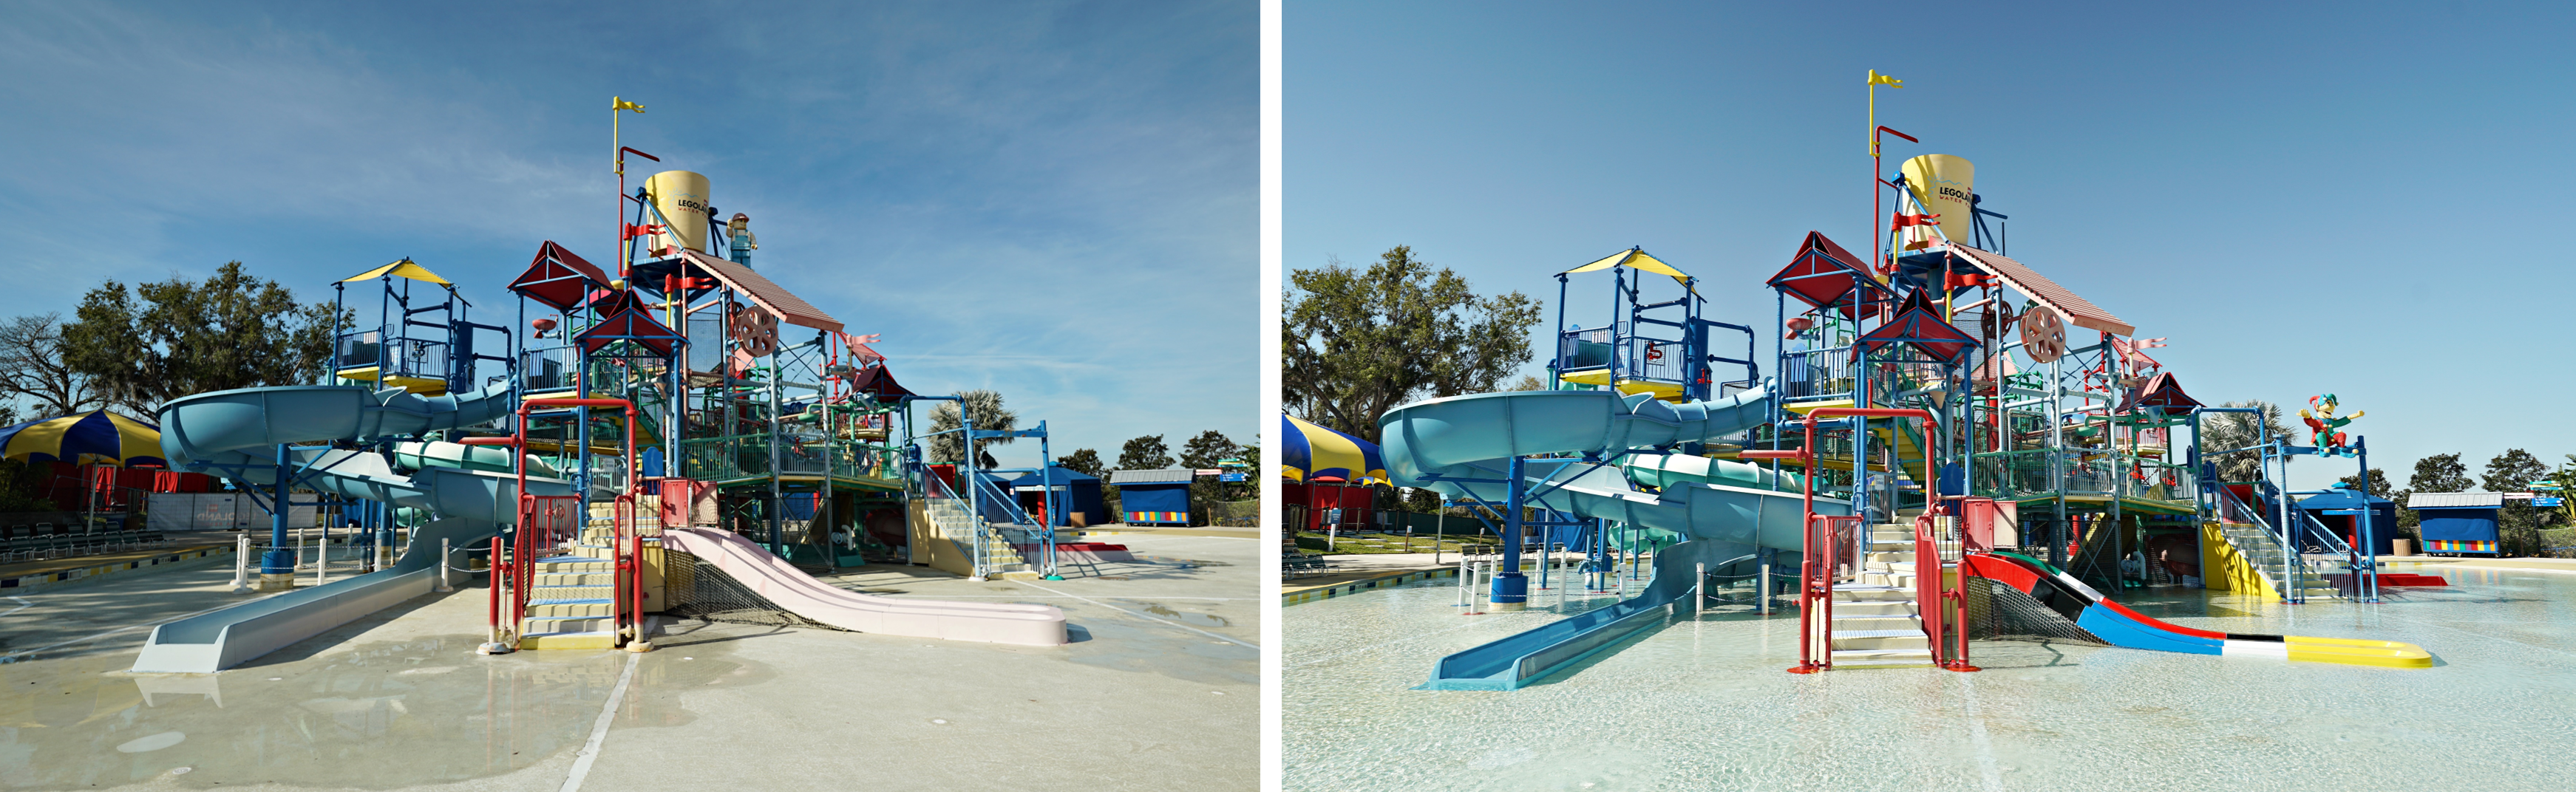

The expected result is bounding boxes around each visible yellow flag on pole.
[1866,69,1902,88]
[613,97,645,113]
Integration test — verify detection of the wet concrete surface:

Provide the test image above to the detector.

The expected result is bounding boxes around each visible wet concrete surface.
[0,534,1257,791]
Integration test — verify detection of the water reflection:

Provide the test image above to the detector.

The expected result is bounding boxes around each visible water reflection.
[0,633,741,789]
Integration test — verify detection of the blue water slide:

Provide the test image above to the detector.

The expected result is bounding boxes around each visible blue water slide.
[1382,386,1850,689]
[132,383,576,674]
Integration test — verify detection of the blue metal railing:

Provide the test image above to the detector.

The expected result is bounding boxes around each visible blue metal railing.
[2294,504,2381,603]
[335,331,449,383]
[2215,486,2322,604]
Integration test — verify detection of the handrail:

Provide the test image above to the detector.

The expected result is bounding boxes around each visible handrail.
[2295,506,2379,603]
[967,472,1053,577]
[2214,487,2315,604]
[1754,405,1940,675]
[1914,513,1975,671]
[920,468,1002,578]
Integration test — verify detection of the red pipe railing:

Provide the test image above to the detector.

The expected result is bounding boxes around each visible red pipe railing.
[1753,406,1942,674]
[480,396,643,652]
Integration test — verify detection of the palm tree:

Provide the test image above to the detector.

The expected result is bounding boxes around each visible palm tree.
[926,389,1016,466]
[2199,400,2290,484]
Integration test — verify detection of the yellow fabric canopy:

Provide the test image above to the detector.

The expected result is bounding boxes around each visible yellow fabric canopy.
[1560,247,1689,284]
[341,258,452,286]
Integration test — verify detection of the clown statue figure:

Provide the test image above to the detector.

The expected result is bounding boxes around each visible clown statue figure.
[2299,394,2365,457]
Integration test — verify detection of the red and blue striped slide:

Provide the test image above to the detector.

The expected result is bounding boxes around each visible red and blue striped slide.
[1962,551,2432,669]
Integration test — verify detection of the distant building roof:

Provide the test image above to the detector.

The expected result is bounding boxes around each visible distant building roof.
[1108,469,1197,485]
[2407,491,2503,508]
[1010,465,1101,488]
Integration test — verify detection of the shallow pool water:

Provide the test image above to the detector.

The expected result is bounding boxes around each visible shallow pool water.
[1284,565,2576,791]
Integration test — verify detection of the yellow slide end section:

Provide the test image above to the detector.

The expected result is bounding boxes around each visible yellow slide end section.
[2284,635,2434,669]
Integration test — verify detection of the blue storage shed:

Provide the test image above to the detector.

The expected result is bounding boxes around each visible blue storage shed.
[2405,491,2501,556]
[1011,465,1107,527]
[1109,468,1197,525]
[2295,485,2396,556]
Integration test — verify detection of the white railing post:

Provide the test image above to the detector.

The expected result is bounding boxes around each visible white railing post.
[229,533,253,594]
[1758,552,1771,615]
[1456,553,1470,607]
[435,537,454,593]
[1696,561,1706,615]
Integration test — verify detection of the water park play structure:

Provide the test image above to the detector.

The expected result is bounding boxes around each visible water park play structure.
[1382,92,2430,689]
[129,157,1084,673]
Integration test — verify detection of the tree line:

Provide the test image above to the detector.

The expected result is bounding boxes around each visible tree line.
[2338,449,2573,557]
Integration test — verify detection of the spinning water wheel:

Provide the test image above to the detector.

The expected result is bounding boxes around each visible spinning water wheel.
[2019,304,2067,363]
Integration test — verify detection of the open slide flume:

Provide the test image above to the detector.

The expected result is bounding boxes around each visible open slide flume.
[1381,386,1852,689]
[132,383,577,674]
[1965,552,2432,669]
[661,528,1067,646]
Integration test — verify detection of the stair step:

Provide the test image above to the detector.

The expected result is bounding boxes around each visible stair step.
[530,584,614,599]
[525,601,614,618]
[1831,616,1923,631]
[1830,648,1935,669]
[1832,601,1919,616]
[1829,630,1928,650]
[520,615,614,632]
[518,630,615,650]
[1829,629,1924,638]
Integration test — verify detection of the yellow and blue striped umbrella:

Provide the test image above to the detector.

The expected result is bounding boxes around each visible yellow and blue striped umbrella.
[1282,414,1386,485]
[0,409,166,467]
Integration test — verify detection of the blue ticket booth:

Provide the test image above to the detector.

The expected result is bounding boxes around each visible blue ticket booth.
[2406,491,2501,556]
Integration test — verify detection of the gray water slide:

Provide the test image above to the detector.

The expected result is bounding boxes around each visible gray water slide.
[1378,386,1849,689]
[132,383,572,674]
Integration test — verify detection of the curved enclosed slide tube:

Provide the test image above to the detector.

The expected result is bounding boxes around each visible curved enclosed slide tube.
[1964,551,2431,669]
[1383,386,1852,689]
[662,528,1067,646]
[133,383,577,674]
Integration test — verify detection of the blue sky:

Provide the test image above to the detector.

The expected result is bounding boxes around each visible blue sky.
[0,1,1254,467]
[1288,1,2575,491]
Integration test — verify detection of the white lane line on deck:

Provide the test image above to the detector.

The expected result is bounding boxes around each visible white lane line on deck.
[557,650,640,792]
[1960,674,2005,792]
[1010,579,1257,649]
[1,596,31,618]
[0,595,278,663]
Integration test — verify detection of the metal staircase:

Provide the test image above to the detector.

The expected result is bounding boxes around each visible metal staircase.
[920,475,1036,581]
[1830,521,1936,669]
[2212,488,2339,603]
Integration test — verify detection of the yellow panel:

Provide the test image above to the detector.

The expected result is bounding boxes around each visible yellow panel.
[2201,521,2282,598]
[1783,398,1857,414]
[336,367,446,395]
[2284,635,2433,669]
[1560,248,1690,284]
[340,259,452,285]
[519,632,615,650]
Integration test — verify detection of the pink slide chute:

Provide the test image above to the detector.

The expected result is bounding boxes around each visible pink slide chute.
[659,527,1068,646]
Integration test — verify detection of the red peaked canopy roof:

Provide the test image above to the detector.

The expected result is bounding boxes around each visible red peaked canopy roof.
[1767,231,1885,320]
[574,307,683,356]
[2118,372,2203,414]
[1855,288,1977,366]
[509,241,611,312]
[844,364,917,399]
[585,287,648,318]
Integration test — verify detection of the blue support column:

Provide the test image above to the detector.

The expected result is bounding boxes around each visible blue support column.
[1489,456,1530,610]
[260,443,296,586]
